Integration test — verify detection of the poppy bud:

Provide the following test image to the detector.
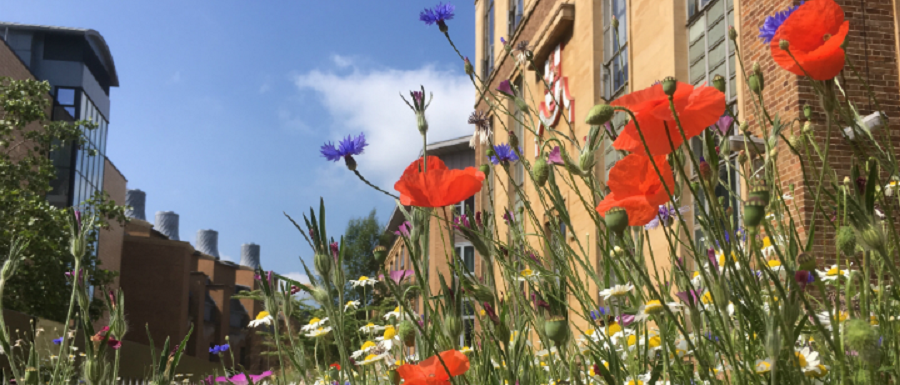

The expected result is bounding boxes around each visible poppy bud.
[544,316,569,345]
[796,252,817,271]
[585,104,615,126]
[464,57,474,77]
[416,111,429,135]
[514,96,530,115]
[662,76,678,97]
[845,319,881,365]
[496,322,511,343]
[373,245,387,264]
[532,157,550,187]
[860,224,886,252]
[509,130,519,149]
[738,150,748,165]
[479,164,491,177]
[605,207,629,236]
[739,121,749,134]
[803,121,813,134]
[698,159,712,182]
[779,39,790,51]
[344,155,358,171]
[803,104,812,119]
[749,180,771,207]
[314,252,333,277]
[728,26,737,41]
[398,320,417,347]
[311,286,329,304]
[712,75,726,93]
[579,151,595,173]
[472,285,495,304]
[444,314,461,339]
[611,16,619,30]
[749,72,764,95]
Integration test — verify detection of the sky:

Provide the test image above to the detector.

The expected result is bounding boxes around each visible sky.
[0,1,477,284]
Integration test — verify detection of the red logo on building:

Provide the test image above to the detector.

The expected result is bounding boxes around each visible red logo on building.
[538,43,575,141]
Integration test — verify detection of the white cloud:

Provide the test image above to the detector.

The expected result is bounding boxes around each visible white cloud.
[220,254,235,263]
[282,272,310,285]
[331,54,354,68]
[293,63,474,187]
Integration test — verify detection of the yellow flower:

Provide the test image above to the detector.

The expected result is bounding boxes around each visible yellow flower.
[767,259,782,268]
[606,322,622,335]
[256,311,270,320]
[360,341,376,350]
[644,300,663,314]
[626,335,637,346]
[359,276,369,281]
[383,325,397,340]
[762,237,772,249]
[647,335,661,348]
[805,364,829,378]
[701,291,713,305]
[585,328,596,336]
[480,309,486,316]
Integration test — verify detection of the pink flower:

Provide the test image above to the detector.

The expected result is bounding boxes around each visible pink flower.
[379,270,414,284]
[715,116,734,135]
[497,80,514,97]
[394,221,411,237]
[206,371,273,385]
[547,146,564,165]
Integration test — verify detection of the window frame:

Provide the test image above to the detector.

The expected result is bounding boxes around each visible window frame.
[602,0,629,100]
[508,0,524,37]
[454,243,476,347]
[687,0,736,100]
[483,0,495,80]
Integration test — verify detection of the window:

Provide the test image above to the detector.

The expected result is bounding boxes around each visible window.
[688,0,736,101]
[483,0,495,79]
[508,0,524,36]
[55,87,77,117]
[455,243,476,347]
[455,196,475,218]
[603,0,628,100]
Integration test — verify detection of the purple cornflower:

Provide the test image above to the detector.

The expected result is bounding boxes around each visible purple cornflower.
[645,204,690,230]
[209,344,229,354]
[320,133,368,164]
[394,221,411,237]
[547,146,564,165]
[52,337,63,345]
[500,36,507,45]
[420,2,455,31]
[497,79,514,97]
[758,2,803,43]
[715,116,734,135]
[490,143,519,165]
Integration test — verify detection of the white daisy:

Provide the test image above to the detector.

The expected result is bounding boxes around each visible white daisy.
[351,341,378,359]
[599,283,635,300]
[885,180,898,197]
[376,325,401,350]
[350,276,378,288]
[795,347,820,370]
[300,317,329,332]
[360,352,390,366]
[804,364,829,379]
[305,327,333,338]
[754,358,773,374]
[344,300,361,311]
[761,237,776,258]
[623,372,651,385]
[635,300,682,322]
[517,268,540,282]
[818,264,852,282]
[460,346,474,355]
[383,306,406,320]
[248,311,274,328]
[360,323,387,333]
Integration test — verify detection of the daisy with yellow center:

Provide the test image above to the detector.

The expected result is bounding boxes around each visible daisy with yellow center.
[461,346,474,354]
[599,283,635,300]
[359,323,386,333]
[885,180,898,197]
[761,237,776,258]
[635,300,681,321]
[754,358,773,374]
[305,326,333,338]
[351,341,378,359]
[794,347,820,370]
[383,306,408,320]
[300,317,329,332]
[360,352,388,366]
[818,264,851,282]
[376,325,400,350]
[350,276,378,288]
[517,268,540,281]
[817,310,850,330]
[766,259,784,272]
[804,364,829,378]
[344,300,361,311]
[248,311,274,328]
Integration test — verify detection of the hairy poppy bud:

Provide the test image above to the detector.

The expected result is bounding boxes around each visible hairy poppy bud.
[796,252,817,271]
[728,26,737,41]
[779,39,790,51]
[545,316,569,345]
[738,150,748,165]
[712,75,726,93]
[464,57,474,77]
[662,77,678,97]
[605,207,629,236]
[398,320,417,347]
[860,224,886,252]
[532,157,550,187]
[509,130,519,149]
[416,111,428,135]
[444,314,461,339]
[579,151,595,173]
[514,96,530,115]
[479,164,491,177]
[472,285,495,304]
[611,16,619,30]
[311,286,329,304]
[585,104,616,126]
[314,252,332,277]
[749,72,764,95]
[845,319,881,365]
[373,245,387,264]
[803,104,812,119]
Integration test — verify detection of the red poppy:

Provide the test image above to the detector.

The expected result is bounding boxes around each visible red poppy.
[612,82,725,156]
[595,154,675,226]
[90,326,121,350]
[397,350,470,385]
[394,156,485,207]
[329,363,341,371]
[771,0,849,81]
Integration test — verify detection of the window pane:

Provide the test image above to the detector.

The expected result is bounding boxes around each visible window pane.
[64,107,75,117]
[464,247,475,272]
[711,62,727,84]
[604,29,612,61]
[707,0,724,22]
[690,55,706,84]
[57,88,75,105]
[729,76,737,99]
[689,18,705,43]
[709,41,726,66]
[689,40,706,64]
[708,18,726,45]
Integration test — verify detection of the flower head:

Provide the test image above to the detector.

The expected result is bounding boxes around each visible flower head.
[547,146,564,165]
[350,276,378,288]
[52,337,63,345]
[715,115,734,135]
[209,344,229,354]
[394,221,411,237]
[770,0,849,80]
[248,311,273,328]
[380,270,414,284]
[644,204,690,230]
[321,133,368,162]
[206,370,273,385]
[599,283,635,300]
[596,154,675,226]
[394,156,485,207]
[497,80,514,97]
[490,143,520,165]
[611,81,725,156]
[344,300,361,311]
[420,2,455,31]
[759,3,803,43]
[397,350,470,385]
[468,110,492,147]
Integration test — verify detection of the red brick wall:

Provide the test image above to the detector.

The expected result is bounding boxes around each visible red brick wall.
[739,0,900,263]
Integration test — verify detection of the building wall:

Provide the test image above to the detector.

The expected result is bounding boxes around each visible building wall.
[1,37,46,164]
[99,157,127,291]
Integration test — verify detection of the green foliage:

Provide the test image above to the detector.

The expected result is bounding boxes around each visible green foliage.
[341,209,391,300]
[0,77,127,321]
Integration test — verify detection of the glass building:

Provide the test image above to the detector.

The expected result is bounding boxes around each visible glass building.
[1,22,119,208]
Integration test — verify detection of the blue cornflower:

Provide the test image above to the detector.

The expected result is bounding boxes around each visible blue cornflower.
[321,133,368,170]
[52,337,63,345]
[758,2,804,43]
[489,143,519,165]
[420,2,455,31]
[209,344,229,354]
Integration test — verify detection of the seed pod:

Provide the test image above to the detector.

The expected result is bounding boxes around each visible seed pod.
[796,252,817,271]
[743,196,767,229]
[398,320,417,347]
[779,39,790,50]
[585,104,616,126]
[314,252,333,277]
[712,75,726,93]
[749,72,764,95]
[837,226,857,256]
[803,104,812,119]
[605,207,629,236]
[373,245,388,264]
[662,77,678,97]
[479,164,491,177]
[544,316,569,345]
[532,157,550,187]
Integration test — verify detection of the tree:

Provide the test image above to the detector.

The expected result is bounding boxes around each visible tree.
[0,78,126,321]
[341,209,391,301]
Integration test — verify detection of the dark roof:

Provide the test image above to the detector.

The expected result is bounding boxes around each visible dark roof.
[0,22,119,87]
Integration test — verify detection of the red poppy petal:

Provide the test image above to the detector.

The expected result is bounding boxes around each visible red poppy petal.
[430,168,485,207]
[610,83,668,112]
[678,86,727,138]
[596,194,658,226]
[397,364,428,382]
[776,0,845,52]
[614,117,684,156]
[772,21,848,80]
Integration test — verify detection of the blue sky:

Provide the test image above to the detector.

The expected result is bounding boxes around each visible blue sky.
[1,1,477,282]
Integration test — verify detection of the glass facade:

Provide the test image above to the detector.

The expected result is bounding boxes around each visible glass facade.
[688,0,737,100]
[483,0,495,80]
[49,86,109,209]
[603,0,628,100]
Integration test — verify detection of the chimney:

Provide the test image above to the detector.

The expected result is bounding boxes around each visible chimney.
[155,211,180,240]
[196,229,220,259]
[125,189,146,220]
[240,243,260,269]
